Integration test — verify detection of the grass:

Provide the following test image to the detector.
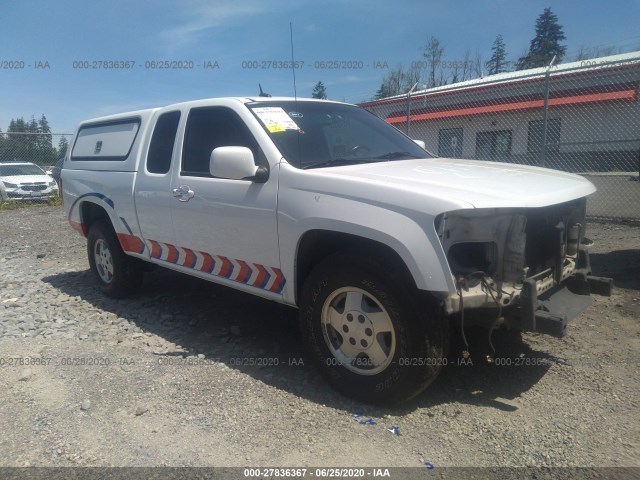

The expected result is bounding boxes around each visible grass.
[0,195,63,211]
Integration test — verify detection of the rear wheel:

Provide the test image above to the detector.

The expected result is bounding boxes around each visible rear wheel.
[87,220,143,298]
[299,253,448,404]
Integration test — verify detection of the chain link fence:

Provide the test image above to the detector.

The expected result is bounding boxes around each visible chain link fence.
[0,133,71,207]
[362,53,640,222]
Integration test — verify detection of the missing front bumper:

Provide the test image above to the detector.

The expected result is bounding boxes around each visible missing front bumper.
[518,273,613,338]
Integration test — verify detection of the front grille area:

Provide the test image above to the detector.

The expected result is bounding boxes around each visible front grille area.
[523,198,587,278]
[21,184,47,191]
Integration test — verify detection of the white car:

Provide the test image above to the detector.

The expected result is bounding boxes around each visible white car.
[0,161,59,201]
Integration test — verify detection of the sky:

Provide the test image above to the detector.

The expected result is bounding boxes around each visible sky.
[1,0,639,134]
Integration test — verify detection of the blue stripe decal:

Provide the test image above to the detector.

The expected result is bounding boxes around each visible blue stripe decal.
[67,192,115,223]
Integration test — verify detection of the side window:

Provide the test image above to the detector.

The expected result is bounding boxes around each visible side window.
[147,111,181,174]
[182,107,263,177]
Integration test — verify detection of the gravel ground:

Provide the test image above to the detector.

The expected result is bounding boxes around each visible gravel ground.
[0,206,638,470]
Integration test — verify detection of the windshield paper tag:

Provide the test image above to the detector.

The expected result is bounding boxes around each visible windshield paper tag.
[266,124,286,133]
[253,107,299,132]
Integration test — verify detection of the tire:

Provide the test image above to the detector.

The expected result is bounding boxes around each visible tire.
[299,252,448,404]
[86,220,143,298]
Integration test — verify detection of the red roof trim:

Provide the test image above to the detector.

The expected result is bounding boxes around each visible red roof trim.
[385,88,638,124]
[361,62,640,109]
[385,83,638,119]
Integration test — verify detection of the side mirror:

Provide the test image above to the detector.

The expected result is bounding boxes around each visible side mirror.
[413,139,426,150]
[209,146,268,182]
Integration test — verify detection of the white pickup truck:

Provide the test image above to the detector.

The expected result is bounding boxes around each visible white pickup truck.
[63,96,612,404]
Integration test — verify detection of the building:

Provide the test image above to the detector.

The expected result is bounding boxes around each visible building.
[360,51,640,173]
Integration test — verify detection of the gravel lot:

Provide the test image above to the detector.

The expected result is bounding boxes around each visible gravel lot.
[0,206,638,471]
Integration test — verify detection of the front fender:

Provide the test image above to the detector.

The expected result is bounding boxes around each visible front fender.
[278,193,456,305]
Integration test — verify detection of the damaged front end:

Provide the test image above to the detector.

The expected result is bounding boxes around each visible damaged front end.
[436,198,613,338]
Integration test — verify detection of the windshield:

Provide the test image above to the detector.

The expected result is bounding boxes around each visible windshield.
[0,163,46,176]
[247,101,434,169]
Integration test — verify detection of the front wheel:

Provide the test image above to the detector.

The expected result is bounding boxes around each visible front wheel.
[87,220,143,298]
[299,253,448,404]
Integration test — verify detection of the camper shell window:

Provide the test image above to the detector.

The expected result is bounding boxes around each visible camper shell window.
[71,118,141,161]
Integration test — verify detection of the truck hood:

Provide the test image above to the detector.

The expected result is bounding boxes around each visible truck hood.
[314,158,596,209]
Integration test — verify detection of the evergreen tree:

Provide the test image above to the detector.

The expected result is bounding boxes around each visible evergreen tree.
[4,116,57,166]
[57,136,69,159]
[485,34,509,75]
[516,7,566,70]
[6,118,28,161]
[37,115,52,155]
[311,81,327,99]
[28,116,39,134]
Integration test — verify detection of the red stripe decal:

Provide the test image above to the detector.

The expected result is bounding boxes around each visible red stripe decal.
[218,256,233,278]
[145,239,284,294]
[252,264,270,289]
[200,252,215,273]
[234,260,252,284]
[117,234,145,254]
[149,240,162,259]
[183,248,196,269]
[269,268,286,293]
[166,244,179,264]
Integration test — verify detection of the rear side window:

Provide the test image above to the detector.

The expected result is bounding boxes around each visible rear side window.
[71,118,140,161]
[146,111,181,174]
[182,107,262,177]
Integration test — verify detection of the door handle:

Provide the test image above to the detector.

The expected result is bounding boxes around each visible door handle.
[172,185,195,202]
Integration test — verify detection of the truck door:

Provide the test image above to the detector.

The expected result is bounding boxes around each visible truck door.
[134,109,182,259]
[168,105,283,296]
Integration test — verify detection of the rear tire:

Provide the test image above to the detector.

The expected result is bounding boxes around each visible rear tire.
[87,220,143,298]
[299,253,448,404]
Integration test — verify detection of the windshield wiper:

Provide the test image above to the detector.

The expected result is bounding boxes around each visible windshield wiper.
[302,152,422,169]
[374,151,423,160]
[302,158,374,170]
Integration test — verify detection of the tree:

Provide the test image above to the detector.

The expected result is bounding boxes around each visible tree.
[574,45,590,61]
[374,64,421,99]
[422,36,445,88]
[472,50,484,78]
[452,49,474,83]
[574,44,623,61]
[516,7,566,70]
[57,136,69,159]
[311,81,327,99]
[37,115,54,160]
[485,34,509,75]
[2,116,57,166]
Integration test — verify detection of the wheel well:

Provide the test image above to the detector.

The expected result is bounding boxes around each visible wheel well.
[80,201,110,234]
[295,230,416,303]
